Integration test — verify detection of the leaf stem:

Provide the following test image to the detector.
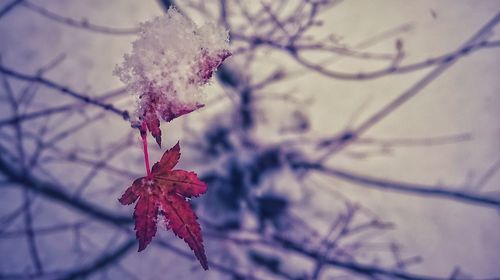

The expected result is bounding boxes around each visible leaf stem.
[140,122,151,178]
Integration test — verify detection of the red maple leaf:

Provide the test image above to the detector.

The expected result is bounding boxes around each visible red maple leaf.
[119,142,209,270]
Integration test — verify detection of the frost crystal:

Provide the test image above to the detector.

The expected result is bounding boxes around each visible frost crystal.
[114,7,230,145]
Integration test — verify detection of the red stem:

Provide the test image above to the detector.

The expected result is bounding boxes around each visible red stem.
[140,122,151,178]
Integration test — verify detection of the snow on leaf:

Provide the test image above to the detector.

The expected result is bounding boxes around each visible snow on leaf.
[119,142,209,270]
[114,7,231,146]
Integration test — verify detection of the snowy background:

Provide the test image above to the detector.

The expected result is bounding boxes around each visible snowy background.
[0,0,499,279]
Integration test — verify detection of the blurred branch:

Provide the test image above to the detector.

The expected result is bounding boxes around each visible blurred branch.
[0,0,24,19]
[289,39,498,80]
[21,1,139,35]
[355,23,413,49]
[296,162,500,209]
[0,221,88,238]
[206,224,440,280]
[0,87,126,127]
[354,133,472,148]
[22,190,43,275]
[155,238,270,279]
[57,238,136,280]
[0,151,132,225]
[311,204,357,279]
[318,12,500,159]
[0,64,130,121]
[273,235,444,280]
[475,159,500,189]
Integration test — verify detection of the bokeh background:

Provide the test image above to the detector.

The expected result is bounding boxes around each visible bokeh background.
[0,1,499,279]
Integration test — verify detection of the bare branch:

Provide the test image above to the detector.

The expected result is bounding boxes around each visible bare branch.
[56,239,136,280]
[21,1,139,35]
[318,12,500,160]
[0,0,24,19]
[296,162,500,209]
[0,151,132,225]
[0,64,130,121]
